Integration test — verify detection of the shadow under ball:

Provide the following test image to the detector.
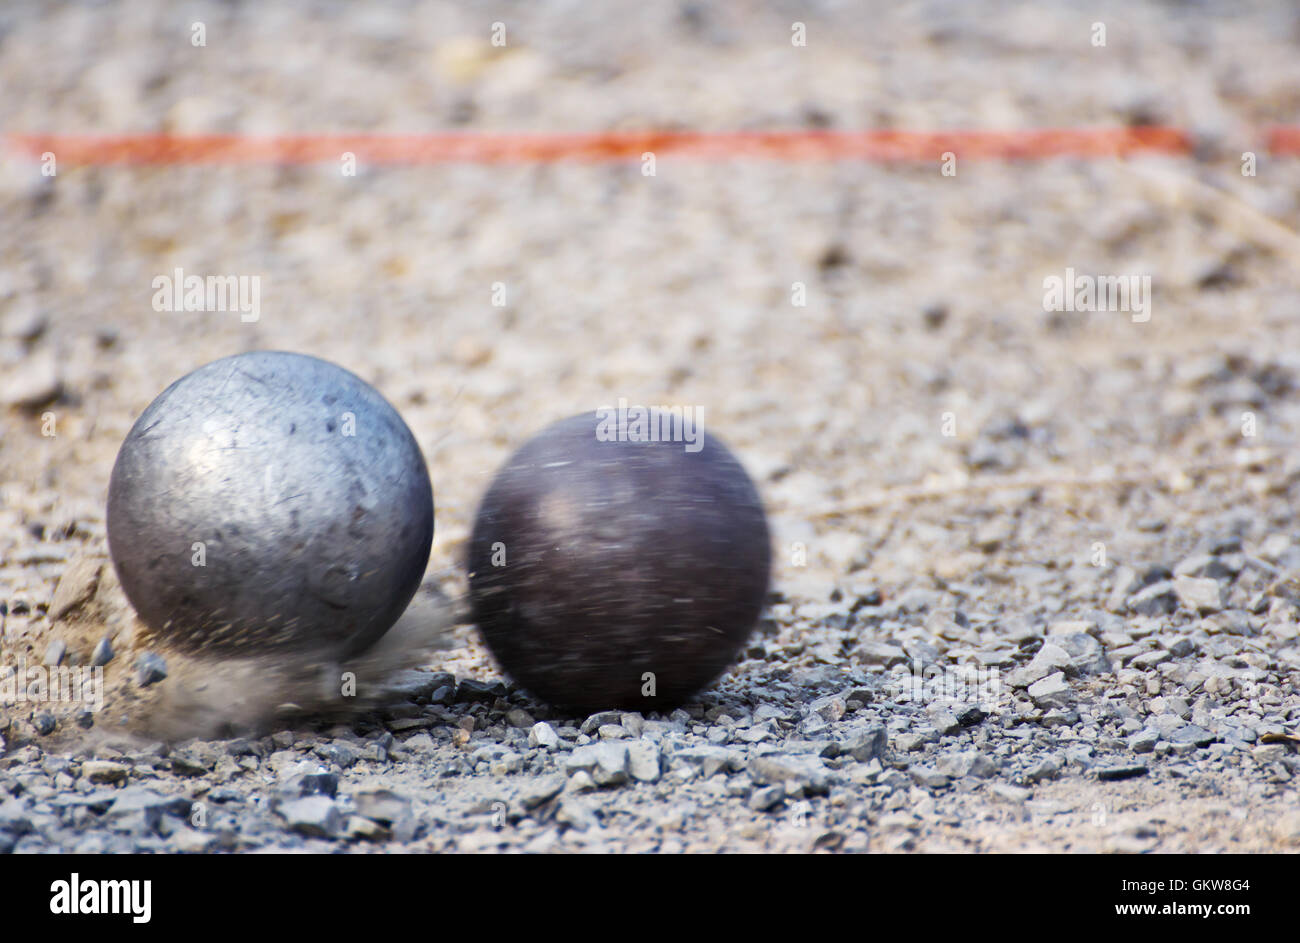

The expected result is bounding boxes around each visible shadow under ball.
[468,411,771,714]
[106,351,434,658]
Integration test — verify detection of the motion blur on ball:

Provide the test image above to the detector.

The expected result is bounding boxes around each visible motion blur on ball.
[106,351,434,658]
[468,409,770,713]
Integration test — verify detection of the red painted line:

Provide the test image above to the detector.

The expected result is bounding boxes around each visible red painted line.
[1266,125,1300,156]
[3,127,1204,165]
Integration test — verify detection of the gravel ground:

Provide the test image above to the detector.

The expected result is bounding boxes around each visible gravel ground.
[3,0,1300,853]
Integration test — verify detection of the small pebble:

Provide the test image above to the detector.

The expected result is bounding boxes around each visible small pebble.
[90,636,114,667]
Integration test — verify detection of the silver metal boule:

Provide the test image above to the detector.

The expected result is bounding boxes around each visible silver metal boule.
[106,350,434,658]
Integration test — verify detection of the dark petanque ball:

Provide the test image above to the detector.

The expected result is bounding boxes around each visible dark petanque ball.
[106,351,434,658]
[468,410,770,713]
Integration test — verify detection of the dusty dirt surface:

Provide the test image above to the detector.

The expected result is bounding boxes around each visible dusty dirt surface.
[2,0,1300,853]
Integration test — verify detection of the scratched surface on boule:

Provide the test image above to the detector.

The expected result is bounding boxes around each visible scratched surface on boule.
[105,351,434,657]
